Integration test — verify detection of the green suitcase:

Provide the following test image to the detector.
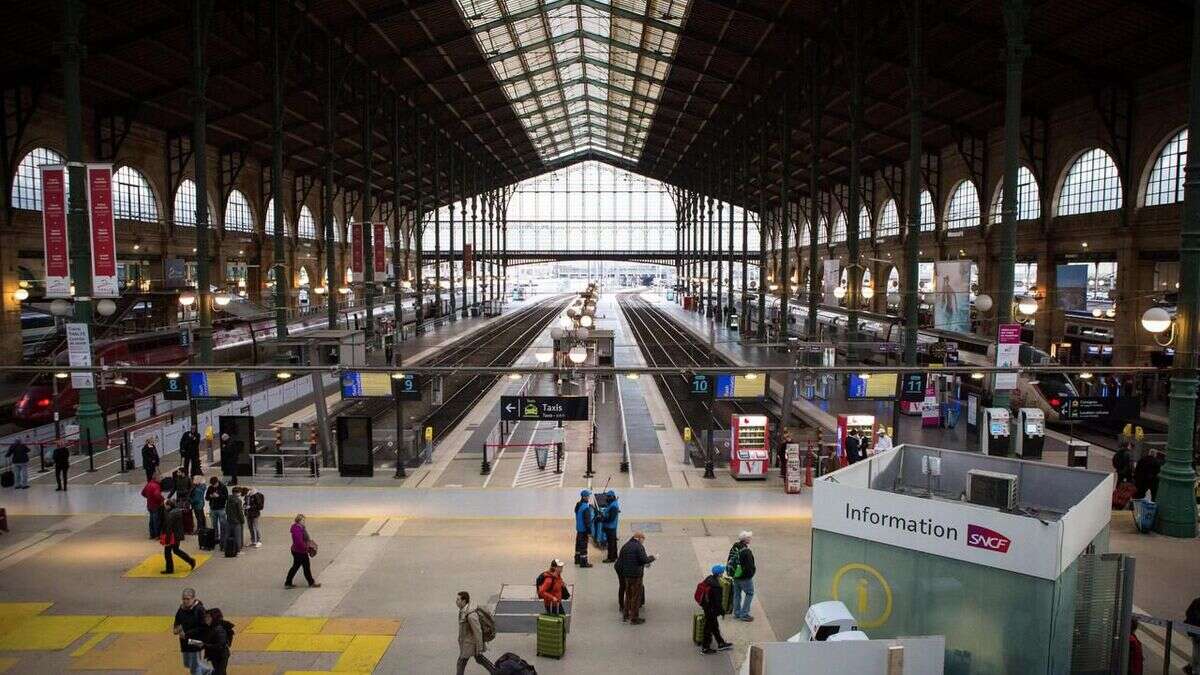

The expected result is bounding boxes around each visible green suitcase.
[692,612,706,645]
[720,575,733,615]
[537,613,566,659]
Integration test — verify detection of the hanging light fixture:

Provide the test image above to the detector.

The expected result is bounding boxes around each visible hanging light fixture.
[1017,296,1038,317]
[568,345,588,365]
[214,292,232,307]
[535,350,554,364]
[178,290,197,307]
[833,286,847,300]
[974,294,993,312]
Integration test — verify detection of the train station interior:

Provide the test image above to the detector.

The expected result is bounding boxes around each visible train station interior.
[1,1,1200,673]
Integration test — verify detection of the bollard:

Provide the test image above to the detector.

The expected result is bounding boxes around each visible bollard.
[274,427,283,452]
[620,441,629,473]
[86,429,96,472]
[480,442,491,475]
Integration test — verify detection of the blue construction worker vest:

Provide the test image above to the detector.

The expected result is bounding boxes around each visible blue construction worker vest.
[605,499,619,530]
[574,501,592,533]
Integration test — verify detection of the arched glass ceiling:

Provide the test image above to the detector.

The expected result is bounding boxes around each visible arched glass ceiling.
[455,0,691,164]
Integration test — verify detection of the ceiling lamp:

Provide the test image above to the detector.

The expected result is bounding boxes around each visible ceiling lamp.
[974,294,993,313]
[833,286,847,300]
[568,346,588,365]
[1017,297,1038,317]
[178,290,197,307]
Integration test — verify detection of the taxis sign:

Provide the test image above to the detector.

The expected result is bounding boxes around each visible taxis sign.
[500,395,589,421]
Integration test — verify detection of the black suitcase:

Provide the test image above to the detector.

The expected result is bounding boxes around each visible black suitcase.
[1,470,13,488]
[197,527,216,551]
[223,536,238,558]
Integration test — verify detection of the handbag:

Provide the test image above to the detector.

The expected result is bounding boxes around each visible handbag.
[306,541,318,558]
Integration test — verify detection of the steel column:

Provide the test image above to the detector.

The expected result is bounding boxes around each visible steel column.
[846,8,863,365]
[270,0,288,340]
[361,77,375,345]
[391,96,405,346]
[461,157,469,318]
[727,163,735,317]
[412,109,424,333]
[472,168,479,312]
[808,46,822,337]
[191,0,215,363]
[757,127,768,340]
[779,90,791,341]
[448,152,456,321]
[904,0,923,367]
[432,134,441,323]
[323,40,339,329]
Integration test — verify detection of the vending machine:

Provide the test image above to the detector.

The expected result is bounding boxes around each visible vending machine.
[981,408,1011,456]
[836,414,876,465]
[1015,408,1045,459]
[730,414,770,479]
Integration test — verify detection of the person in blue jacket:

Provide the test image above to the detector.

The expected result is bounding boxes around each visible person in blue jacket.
[574,489,594,568]
[601,490,620,563]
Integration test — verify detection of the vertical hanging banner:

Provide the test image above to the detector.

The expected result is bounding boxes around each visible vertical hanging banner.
[86,164,119,298]
[994,323,1021,391]
[40,165,71,298]
[66,323,94,389]
[350,221,364,281]
[373,222,388,276]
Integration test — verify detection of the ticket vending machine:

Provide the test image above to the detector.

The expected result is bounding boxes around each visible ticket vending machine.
[730,414,770,479]
[981,408,1011,456]
[1015,408,1045,459]
[836,414,876,464]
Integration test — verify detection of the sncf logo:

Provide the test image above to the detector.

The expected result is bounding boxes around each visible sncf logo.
[966,524,1011,553]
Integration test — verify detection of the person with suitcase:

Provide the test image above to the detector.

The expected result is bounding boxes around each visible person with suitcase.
[696,564,733,655]
[573,490,593,568]
[52,444,70,491]
[537,560,568,615]
[160,500,197,574]
[5,438,31,489]
[455,591,496,674]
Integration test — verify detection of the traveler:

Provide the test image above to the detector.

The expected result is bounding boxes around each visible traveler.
[1185,595,1200,675]
[455,591,496,674]
[244,487,264,547]
[189,476,208,531]
[698,564,733,655]
[845,430,863,465]
[161,499,197,574]
[170,468,189,501]
[142,470,165,539]
[180,427,202,477]
[172,588,208,675]
[1133,451,1163,499]
[600,490,620,564]
[874,427,893,454]
[573,489,593,567]
[727,531,757,621]
[285,514,321,588]
[614,531,655,624]
[199,608,232,675]
[142,438,161,482]
[219,434,240,487]
[206,476,229,544]
[5,438,31,489]
[53,444,70,491]
[537,560,567,615]
[1113,443,1134,484]
[225,489,245,552]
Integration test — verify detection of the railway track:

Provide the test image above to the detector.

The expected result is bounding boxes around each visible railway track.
[617,294,779,466]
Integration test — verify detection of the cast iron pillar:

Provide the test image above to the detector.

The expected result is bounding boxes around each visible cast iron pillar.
[270,0,288,340]
[779,90,791,341]
[807,45,822,337]
[757,126,768,341]
[192,0,215,363]
[432,134,441,323]
[361,77,375,345]
[846,10,863,365]
[904,0,923,366]
[412,110,424,333]
[323,39,339,329]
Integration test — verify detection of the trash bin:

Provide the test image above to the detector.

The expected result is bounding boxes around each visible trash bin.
[1066,440,1089,468]
[535,445,549,470]
[1133,497,1158,533]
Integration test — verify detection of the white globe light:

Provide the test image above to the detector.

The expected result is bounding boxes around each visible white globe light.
[558,316,572,330]
[1017,297,1038,316]
[1141,307,1172,334]
[12,288,29,302]
[50,299,72,316]
[1105,307,1116,318]
[550,328,564,340]
[580,315,594,328]
[974,293,993,313]
[1091,308,1103,318]
[178,290,197,307]
[95,298,117,316]
[535,350,554,364]
[861,285,875,300]
[568,346,588,365]
[214,292,232,307]
[833,286,847,299]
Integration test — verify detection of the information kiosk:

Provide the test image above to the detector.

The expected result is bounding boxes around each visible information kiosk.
[981,407,1011,456]
[1015,408,1045,459]
[730,414,770,479]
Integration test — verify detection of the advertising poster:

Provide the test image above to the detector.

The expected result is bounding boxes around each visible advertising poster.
[922,383,940,427]
[40,165,71,298]
[822,259,841,305]
[372,222,387,276]
[994,323,1021,391]
[933,260,971,333]
[86,164,119,298]
[1056,264,1089,311]
[66,323,94,389]
[350,221,363,281]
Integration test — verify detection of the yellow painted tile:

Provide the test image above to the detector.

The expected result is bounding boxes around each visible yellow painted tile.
[92,615,174,633]
[69,632,108,657]
[266,633,354,652]
[0,603,52,619]
[0,615,104,650]
[0,657,17,673]
[320,618,401,636]
[245,617,328,635]
[229,631,276,651]
[123,552,212,578]
[69,648,158,671]
[228,666,278,675]
[332,635,393,672]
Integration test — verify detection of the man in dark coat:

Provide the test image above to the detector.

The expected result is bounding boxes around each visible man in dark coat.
[52,445,70,491]
[614,531,655,624]
[141,439,160,482]
[219,434,240,486]
[179,427,201,477]
[844,430,863,465]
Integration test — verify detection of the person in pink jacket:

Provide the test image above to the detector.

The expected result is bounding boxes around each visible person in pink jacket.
[284,514,321,588]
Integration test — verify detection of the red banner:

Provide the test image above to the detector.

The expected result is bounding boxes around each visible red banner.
[40,166,71,298]
[350,220,363,280]
[373,222,387,276]
[86,164,119,298]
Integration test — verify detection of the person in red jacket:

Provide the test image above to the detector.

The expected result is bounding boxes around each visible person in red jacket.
[141,470,164,540]
[537,560,567,615]
[1128,618,1144,675]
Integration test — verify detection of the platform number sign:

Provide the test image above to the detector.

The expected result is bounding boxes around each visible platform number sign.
[393,374,422,401]
[164,376,188,401]
[689,373,713,399]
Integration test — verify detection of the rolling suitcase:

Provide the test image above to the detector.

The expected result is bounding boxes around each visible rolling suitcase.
[719,575,733,615]
[1,470,13,488]
[1112,482,1137,510]
[197,527,216,551]
[182,509,195,536]
[692,612,706,645]
[223,535,238,558]
[535,613,565,659]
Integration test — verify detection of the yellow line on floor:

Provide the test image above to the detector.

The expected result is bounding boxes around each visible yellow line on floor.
[69,632,107,657]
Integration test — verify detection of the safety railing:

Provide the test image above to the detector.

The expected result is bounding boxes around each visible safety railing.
[247,452,320,478]
[1132,612,1199,675]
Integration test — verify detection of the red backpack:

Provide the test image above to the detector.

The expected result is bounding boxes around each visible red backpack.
[694,580,709,606]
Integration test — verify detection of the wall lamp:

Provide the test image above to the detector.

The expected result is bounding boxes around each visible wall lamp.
[1142,307,1175,346]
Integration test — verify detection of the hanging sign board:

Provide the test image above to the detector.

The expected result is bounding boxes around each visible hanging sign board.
[689,373,713,399]
[65,323,94,389]
[186,371,242,400]
[373,222,387,276]
[41,165,71,298]
[500,396,589,421]
[86,164,119,298]
[350,222,364,281]
[994,323,1021,391]
[901,373,927,402]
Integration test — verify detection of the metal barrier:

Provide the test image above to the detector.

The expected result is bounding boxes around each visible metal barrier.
[1132,612,1200,675]
[248,452,320,478]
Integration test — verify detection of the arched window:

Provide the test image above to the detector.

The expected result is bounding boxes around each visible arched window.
[224,190,254,233]
[265,198,288,236]
[798,220,810,246]
[989,166,1042,223]
[332,216,341,242]
[877,200,899,239]
[11,147,65,210]
[113,166,159,222]
[297,206,317,239]
[1058,148,1122,215]
[945,180,980,230]
[919,190,935,232]
[857,206,871,240]
[174,180,197,226]
[832,212,847,243]
[1146,129,1187,206]
[817,215,829,245]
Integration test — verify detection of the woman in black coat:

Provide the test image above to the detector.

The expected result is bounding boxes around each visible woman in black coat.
[198,608,232,674]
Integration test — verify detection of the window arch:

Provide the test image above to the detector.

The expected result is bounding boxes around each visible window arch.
[919,190,936,232]
[817,215,829,245]
[831,212,847,243]
[332,215,342,242]
[989,166,1042,223]
[173,180,198,226]
[11,147,65,210]
[945,180,980,230]
[297,206,317,239]
[1146,129,1187,206]
[857,206,871,240]
[1058,148,1122,215]
[224,190,254,233]
[877,200,900,239]
[266,198,288,236]
[112,167,159,222]
[798,220,810,246]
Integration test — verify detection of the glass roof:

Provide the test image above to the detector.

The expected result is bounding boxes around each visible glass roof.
[455,0,691,164]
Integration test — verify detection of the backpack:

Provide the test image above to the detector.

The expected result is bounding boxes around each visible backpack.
[535,573,569,601]
[222,620,236,648]
[475,607,496,643]
[694,580,709,606]
[727,545,743,579]
[495,652,538,674]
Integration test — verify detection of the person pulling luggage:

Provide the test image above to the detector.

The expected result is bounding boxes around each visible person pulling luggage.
[574,490,593,567]
[697,564,733,655]
[537,559,568,615]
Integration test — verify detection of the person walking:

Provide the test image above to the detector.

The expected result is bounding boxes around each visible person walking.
[225,489,245,553]
[180,427,201,477]
[600,490,620,564]
[614,531,655,624]
[199,608,233,675]
[244,487,264,548]
[727,531,757,621]
[537,560,568,615]
[455,591,496,674]
[205,476,229,545]
[5,438,31,489]
[142,470,165,540]
[173,588,209,675]
[285,514,321,588]
[189,475,208,531]
[573,489,593,567]
[219,434,240,487]
[161,499,197,574]
[52,444,70,491]
[698,564,733,655]
[141,438,161,483]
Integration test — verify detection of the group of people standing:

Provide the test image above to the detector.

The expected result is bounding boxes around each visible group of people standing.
[3,437,73,490]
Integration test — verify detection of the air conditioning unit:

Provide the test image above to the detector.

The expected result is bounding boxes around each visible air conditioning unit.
[967,470,1018,510]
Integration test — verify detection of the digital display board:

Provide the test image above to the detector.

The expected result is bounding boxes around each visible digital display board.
[715,374,767,399]
[186,371,242,399]
[341,372,394,399]
[847,373,898,400]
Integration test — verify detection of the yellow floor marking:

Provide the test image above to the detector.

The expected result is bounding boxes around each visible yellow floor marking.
[226,666,277,675]
[0,603,52,619]
[229,631,276,651]
[0,615,103,650]
[332,635,393,672]
[123,552,212,578]
[245,616,328,634]
[69,647,158,671]
[267,633,355,652]
[0,657,17,673]
[320,618,401,636]
[69,632,107,657]
[92,615,174,633]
